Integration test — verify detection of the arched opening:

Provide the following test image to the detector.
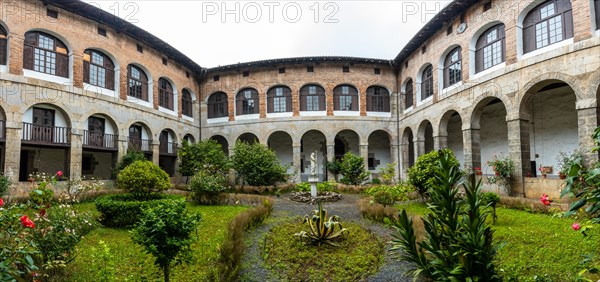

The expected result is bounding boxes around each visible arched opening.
[20,103,72,181]
[440,111,464,165]
[334,130,360,159]
[159,129,178,176]
[300,130,327,181]
[418,120,434,155]
[267,131,294,174]
[402,127,415,171]
[128,122,153,160]
[210,135,229,156]
[183,134,195,144]
[82,113,118,179]
[521,80,578,177]
[368,130,391,174]
[472,98,508,174]
[237,133,259,145]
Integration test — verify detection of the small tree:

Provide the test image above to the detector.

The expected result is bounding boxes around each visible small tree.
[178,139,230,177]
[325,160,341,181]
[231,141,287,186]
[131,200,201,282]
[339,152,370,185]
[392,150,500,281]
[117,160,171,200]
[379,163,397,185]
[407,149,460,198]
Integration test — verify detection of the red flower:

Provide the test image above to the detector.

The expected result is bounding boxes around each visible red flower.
[495,172,500,176]
[20,215,35,228]
[0,198,4,207]
[572,223,581,231]
[540,194,552,206]
[56,171,63,178]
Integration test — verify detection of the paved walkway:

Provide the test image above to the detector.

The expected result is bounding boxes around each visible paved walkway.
[238,193,416,282]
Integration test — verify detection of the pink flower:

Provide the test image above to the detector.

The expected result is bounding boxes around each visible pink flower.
[0,198,4,207]
[540,194,552,206]
[572,223,581,231]
[56,171,63,177]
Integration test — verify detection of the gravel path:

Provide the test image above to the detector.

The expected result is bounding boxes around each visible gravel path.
[238,193,417,282]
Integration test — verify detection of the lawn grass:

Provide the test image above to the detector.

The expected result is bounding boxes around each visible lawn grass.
[395,202,600,281]
[63,202,248,281]
[263,220,384,281]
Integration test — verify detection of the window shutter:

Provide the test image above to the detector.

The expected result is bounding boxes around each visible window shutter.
[56,54,69,78]
[596,0,600,29]
[141,81,148,101]
[564,9,574,39]
[384,95,390,112]
[83,61,90,84]
[236,95,242,115]
[300,91,307,111]
[0,39,6,65]
[23,44,34,70]
[286,91,292,112]
[352,93,358,111]
[106,69,115,90]
[319,93,326,111]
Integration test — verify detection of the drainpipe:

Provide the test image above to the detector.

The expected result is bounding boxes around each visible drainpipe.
[393,61,402,181]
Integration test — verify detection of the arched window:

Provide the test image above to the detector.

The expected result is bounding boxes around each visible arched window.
[182,89,193,117]
[23,31,69,77]
[421,65,433,100]
[235,88,259,115]
[0,26,7,65]
[443,47,462,88]
[207,92,228,119]
[523,0,573,53]
[333,85,358,111]
[405,79,414,109]
[127,65,148,100]
[476,24,506,73]
[83,49,114,89]
[267,86,292,113]
[300,85,326,111]
[366,86,390,112]
[158,78,174,110]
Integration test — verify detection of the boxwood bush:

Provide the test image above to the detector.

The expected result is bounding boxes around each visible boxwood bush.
[95,193,184,228]
[117,160,171,200]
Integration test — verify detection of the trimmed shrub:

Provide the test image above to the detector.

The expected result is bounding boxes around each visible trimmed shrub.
[231,141,288,186]
[132,200,201,282]
[407,149,460,198]
[116,151,146,173]
[189,170,228,205]
[339,152,370,185]
[178,139,230,177]
[117,160,171,200]
[95,193,184,228]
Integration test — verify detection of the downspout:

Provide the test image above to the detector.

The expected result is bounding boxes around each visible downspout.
[392,60,402,181]
[197,68,208,141]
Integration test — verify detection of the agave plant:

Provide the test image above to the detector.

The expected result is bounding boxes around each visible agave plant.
[294,201,348,246]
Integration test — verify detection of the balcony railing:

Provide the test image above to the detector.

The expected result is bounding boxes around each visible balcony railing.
[21,122,70,146]
[0,120,5,142]
[159,142,178,155]
[128,137,152,152]
[83,130,118,150]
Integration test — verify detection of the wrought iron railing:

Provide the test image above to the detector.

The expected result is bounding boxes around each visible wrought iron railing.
[159,142,178,155]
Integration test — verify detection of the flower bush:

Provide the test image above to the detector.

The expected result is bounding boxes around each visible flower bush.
[487,155,515,195]
[0,199,38,280]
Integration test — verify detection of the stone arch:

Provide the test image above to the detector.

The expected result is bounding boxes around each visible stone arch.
[300,130,327,181]
[417,120,434,154]
[210,135,229,156]
[470,97,509,174]
[237,132,259,144]
[439,110,464,165]
[401,127,415,170]
[267,131,294,174]
[519,73,584,113]
[334,129,360,159]
[367,130,392,173]
[183,134,195,144]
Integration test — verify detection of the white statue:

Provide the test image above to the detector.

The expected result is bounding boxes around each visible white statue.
[310,151,317,176]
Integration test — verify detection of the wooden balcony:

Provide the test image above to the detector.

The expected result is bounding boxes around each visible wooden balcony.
[0,120,5,142]
[128,137,152,152]
[83,130,118,151]
[21,122,70,146]
[159,142,178,156]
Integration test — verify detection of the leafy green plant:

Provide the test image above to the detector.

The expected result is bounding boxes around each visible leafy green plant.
[294,201,348,246]
[295,182,311,192]
[487,155,515,195]
[0,199,38,280]
[365,183,414,202]
[339,152,370,185]
[556,150,584,177]
[117,160,171,200]
[95,193,183,228]
[0,174,10,196]
[317,181,336,192]
[188,170,228,205]
[178,139,230,177]
[32,204,97,276]
[481,192,501,224]
[131,200,201,282]
[373,190,395,206]
[407,149,460,198]
[115,151,146,173]
[325,160,341,181]
[89,241,116,282]
[392,150,500,281]
[231,141,288,186]
[371,178,382,184]
[379,162,397,185]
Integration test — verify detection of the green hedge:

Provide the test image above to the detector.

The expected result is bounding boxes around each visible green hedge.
[95,193,184,228]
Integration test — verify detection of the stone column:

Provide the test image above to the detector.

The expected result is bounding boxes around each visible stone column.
[462,128,481,170]
[390,144,400,182]
[399,141,409,179]
[117,136,129,161]
[326,143,335,181]
[3,125,22,182]
[152,141,160,165]
[69,131,83,180]
[433,134,448,150]
[507,118,531,196]
[415,138,425,159]
[292,143,301,183]
[359,144,369,177]
[577,107,599,166]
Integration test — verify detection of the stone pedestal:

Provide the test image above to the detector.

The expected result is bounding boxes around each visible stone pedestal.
[308,175,319,198]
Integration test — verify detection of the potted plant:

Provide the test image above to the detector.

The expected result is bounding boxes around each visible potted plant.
[556,150,584,180]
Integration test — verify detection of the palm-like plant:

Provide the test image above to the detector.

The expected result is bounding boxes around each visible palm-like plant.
[294,201,348,246]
